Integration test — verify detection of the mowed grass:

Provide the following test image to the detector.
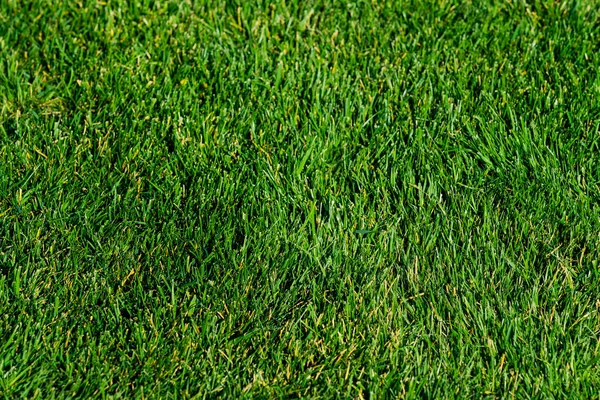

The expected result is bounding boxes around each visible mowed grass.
[1,0,600,397]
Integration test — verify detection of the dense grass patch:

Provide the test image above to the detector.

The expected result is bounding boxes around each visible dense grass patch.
[1,0,600,397]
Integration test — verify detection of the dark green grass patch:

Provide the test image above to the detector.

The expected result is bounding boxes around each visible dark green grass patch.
[1,0,600,397]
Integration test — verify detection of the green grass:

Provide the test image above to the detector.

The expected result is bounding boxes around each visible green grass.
[1,0,600,397]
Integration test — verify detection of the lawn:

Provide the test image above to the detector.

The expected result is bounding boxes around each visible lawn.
[1,0,600,397]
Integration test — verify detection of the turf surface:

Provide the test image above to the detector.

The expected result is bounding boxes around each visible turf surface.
[1,0,600,397]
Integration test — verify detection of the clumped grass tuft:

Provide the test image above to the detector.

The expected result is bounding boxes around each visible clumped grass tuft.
[1,0,600,397]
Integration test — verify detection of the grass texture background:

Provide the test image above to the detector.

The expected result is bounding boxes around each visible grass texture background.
[1,0,600,397]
